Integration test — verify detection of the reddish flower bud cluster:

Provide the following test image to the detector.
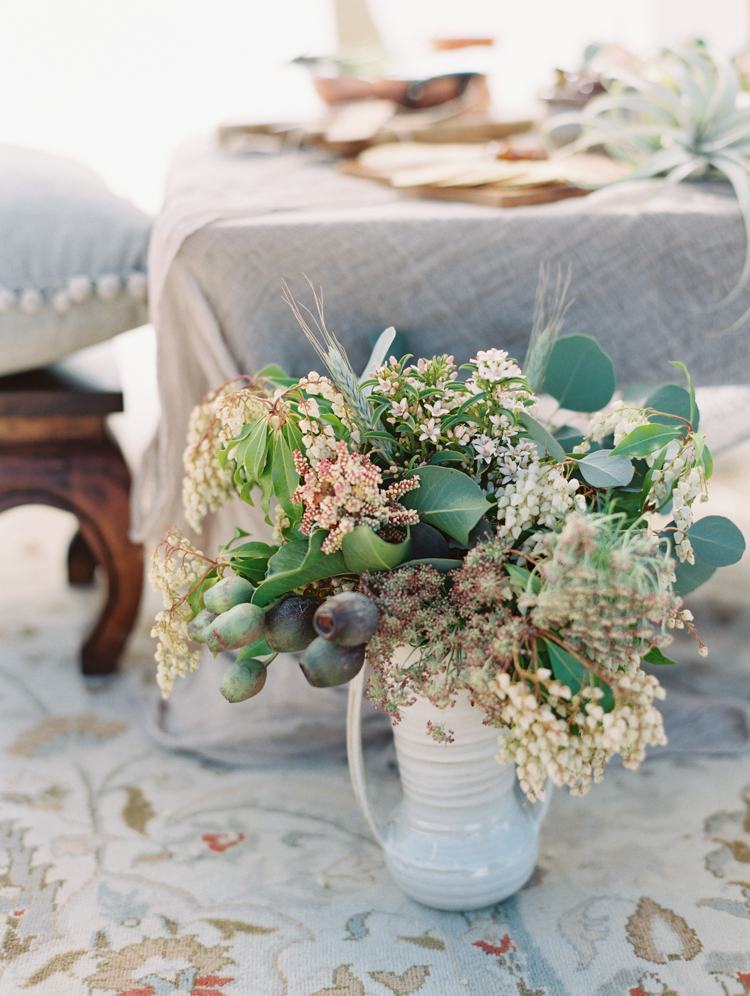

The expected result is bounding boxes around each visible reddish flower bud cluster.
[292,441,420,554]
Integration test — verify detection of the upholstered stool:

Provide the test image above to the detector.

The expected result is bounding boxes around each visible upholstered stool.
[0,366,142,674]
[0,144,152,673]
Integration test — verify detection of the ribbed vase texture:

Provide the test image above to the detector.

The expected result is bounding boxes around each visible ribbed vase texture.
[383,691,545,911]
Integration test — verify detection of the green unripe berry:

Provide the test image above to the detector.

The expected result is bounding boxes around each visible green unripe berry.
[219,657,267,702]
[313,592,379,646]
[299,637,365,687]
[203,574,255,614]
[186,608,217,644]
[264,596,317,652]
[205,602,265,654]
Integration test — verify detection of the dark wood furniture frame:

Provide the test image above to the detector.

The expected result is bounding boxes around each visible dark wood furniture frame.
[0,367,143,675]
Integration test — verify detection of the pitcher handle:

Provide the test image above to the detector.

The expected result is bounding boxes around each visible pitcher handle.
[513,776,552,828]
[346,665,387,849]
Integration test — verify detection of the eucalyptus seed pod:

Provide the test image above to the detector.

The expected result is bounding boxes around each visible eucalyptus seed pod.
[219,657,267,702]
[203,574,255,614]
[186,608,217,644]
[313,591,379,646]
[205,602,265,654]
[264,596,318,652]
[299,637,365,687]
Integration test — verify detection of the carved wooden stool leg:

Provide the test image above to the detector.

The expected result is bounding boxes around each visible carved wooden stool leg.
[67,530,97,586]
[0,439,143,676]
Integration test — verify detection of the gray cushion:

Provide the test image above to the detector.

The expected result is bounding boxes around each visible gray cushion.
[0,145,152,376]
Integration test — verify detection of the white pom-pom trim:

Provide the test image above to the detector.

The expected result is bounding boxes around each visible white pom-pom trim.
[52,289,72,314]
[0,287,16,313]
[68,275,92,304]
[0,270,147,318]
[126,271,148,301]
[19,288,43,314]
[95,273,121,302]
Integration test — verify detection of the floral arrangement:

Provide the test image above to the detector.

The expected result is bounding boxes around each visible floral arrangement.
[151,285,744,802]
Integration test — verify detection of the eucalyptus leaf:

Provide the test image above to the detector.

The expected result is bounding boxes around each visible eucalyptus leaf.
[553,424,586,453]
[517,411,566,462]
[687,515,746,566]
[611,423,683,458]
[341,525,413,573]
[542,335,616,412]
[618,458,649,493]
[670,556,717,596]
[644,384,699,430]
[252,531,348,606]
[610,490,644,521]
[400,465,491,545]
[576,449,634,488]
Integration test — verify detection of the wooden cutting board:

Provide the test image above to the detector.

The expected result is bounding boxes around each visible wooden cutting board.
[339,157,592,208]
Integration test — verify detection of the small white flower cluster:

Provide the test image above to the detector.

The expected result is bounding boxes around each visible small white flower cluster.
[296,395,338,466]
[493,667,667,801]
[495,463,582,540]
[215,387,266,448]
[473,348,523,384]
[298,372,361,459]
[666,605,708,655]
[149,530,215,698]
[182,382,265,533]
[651,459,707,563]
[583,400,651,450]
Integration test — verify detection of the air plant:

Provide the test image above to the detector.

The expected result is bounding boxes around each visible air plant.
[547,46,750,313]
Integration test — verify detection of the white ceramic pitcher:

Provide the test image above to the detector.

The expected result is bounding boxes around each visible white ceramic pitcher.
[346,664,549,911]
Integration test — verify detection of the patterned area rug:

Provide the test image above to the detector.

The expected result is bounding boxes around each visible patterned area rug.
[2,506,750,996]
